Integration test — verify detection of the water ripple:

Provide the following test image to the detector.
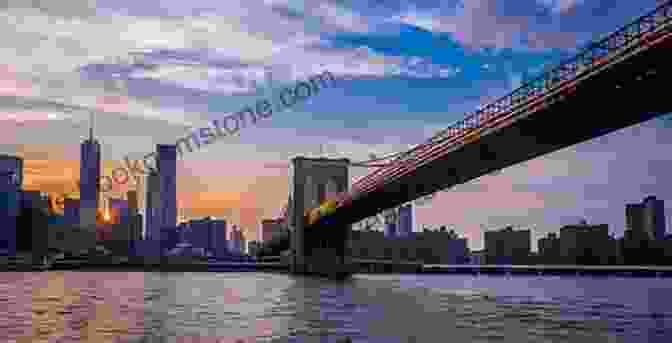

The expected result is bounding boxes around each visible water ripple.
[1,272,671,342]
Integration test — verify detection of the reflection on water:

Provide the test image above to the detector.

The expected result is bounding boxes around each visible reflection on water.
[0,272,671,342]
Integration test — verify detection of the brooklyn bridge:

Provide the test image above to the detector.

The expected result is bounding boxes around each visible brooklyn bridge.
[272,1,672,278]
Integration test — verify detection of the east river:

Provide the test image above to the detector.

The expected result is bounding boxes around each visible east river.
[0,272,671,343]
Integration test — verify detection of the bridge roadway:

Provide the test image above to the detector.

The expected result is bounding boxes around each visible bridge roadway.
[312,2,672,229]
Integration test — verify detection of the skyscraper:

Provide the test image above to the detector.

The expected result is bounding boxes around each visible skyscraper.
[239,228,246,254]
[0,154,22,255]
[185,217,227,256]
[145,170,160,240]
[127,190,142,241]
[229,225,246,254]
[21,191,50,213]
[0,154,23,187]
[212,218,227,258]
[627,196,666,241]
[484,226,531,265]
[626,203,645,235]
[229,226,237,253]
[397,203,414,238]
[80,115,101,230]
[186,218,207,252]
[19,191,50,261]
[64,198,80,226]
[157,144,177,229]
[109,198,129,225]
[643,196,666,241]
[384,222,397,238]
[382,207,398,238]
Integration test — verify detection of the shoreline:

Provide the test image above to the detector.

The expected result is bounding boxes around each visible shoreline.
[4,261,672,277]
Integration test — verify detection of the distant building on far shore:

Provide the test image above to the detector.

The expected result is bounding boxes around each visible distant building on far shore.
[538,233,560,265]
[63,198,80,226]
[185,217,227,257]
[0,154,22,256]
[248,241,262,257]
[349,227,468,264]
[229,226,246,254]
[469,250,486,265]
[80,121,100,230]
[627,196,666,241]
[623,197,667,265]
[535,221,621,266]
[559,222,614,265]
[484,226,530,265]
[397,204,413,238]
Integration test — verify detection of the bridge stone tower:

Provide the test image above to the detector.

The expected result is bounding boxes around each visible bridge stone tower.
[288,156,351,277]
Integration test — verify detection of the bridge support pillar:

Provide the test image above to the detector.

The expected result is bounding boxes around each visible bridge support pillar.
[288,156,353,279]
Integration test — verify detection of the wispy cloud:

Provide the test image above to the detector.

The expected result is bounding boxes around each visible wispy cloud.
[0,111,72,122]
[264,0,375,33]
[537,0,585,14]
[0,64,33,97]
[0,0,456,134]
[391,0,580,51]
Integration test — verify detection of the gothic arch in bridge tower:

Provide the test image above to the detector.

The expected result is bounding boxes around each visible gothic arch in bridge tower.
[287,156,350,276]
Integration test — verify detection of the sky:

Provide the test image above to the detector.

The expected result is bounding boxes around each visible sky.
[2,0,672,249]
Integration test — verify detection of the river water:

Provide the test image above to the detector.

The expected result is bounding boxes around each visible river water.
[0,272,671,343]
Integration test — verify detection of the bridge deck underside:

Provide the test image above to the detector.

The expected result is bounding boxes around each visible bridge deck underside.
[319,34,672,227]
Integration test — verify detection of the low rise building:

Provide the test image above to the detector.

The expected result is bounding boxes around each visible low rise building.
[185,217,228,257]
[484,226,530,265]
[538,232,561,264]
[48,222,96,256]
[348,227,469,264]
[415,228,469,264]
[0,169,20,255]
[248,241,262,257]
[229,226,246,254]
[470,250,486,265]
[63,198,80,226]
[559,222,617,265]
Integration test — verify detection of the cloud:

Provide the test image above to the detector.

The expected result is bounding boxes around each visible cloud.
[0,64,33,97]
[130,62,278,95]
[128,44,455,100]
[537,0,585,14]
[264,44,455,81]
[0,0,462,140]
[0,6,282,74]
[0,111,72,122]
[392,0,579,50]
[509,73,524,90]
[265,0,374,33]
[0,0,98,18]
[311,1,374,33]
[0,4,297,125]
